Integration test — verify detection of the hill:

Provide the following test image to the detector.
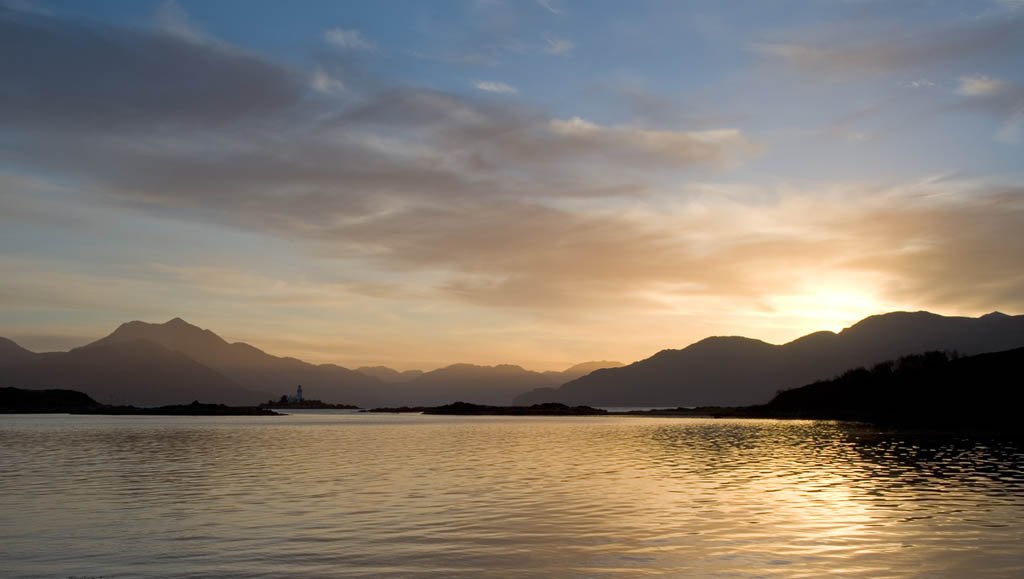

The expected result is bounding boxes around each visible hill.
[387,363,560,406]
[542,360,625,383]
[0,319,622,407]
[356,360,624,405]
[355,366,424,383]
[0,339,268,406]
[759,347,1024,428]
[0,337,39,367]
[82,318,388,406]
[514,311,1024,407]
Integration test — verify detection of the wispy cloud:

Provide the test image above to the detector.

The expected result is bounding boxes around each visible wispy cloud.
[1,0,52,16]
[312,68,345,95]
[156,0,209,44]
[324,28,372,50]
[537,0,561,15]
[473,80,518,94]
[949,75,1024,143]
[545,36,573,55]
[956,74,1005,96]
[547,117,760,166]
[898,79,935,89]
[753,13,1024,80]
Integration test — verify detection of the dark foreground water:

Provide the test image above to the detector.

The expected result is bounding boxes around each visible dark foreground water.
[1,413,1023,578]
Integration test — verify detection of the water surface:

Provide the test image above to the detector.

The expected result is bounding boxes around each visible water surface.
[2,413,1022,577]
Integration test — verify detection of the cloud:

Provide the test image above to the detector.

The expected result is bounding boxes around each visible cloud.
[1,0,51,16]
[0,9,304,131]
[898,79,935,89]
[324,27,372,50]
[299,179,1024,316]
[956,74,1005,96]
[473,80,518,94]
[753,13,1024,80]
[544,35,573,55]
[947,76,1024,143]
[0,9,763,317]
[547,117,760,166]
[155,0,208,44]
[312,68,345,94]
[537,0,561,15]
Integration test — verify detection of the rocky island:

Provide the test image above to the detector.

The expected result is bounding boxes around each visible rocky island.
[260,398,359,410]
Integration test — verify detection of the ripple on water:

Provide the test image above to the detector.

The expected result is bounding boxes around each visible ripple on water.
[1,414,1023,577]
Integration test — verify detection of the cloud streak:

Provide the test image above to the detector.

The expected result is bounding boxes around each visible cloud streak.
[957,75,1005,96]
[324,28,372,50]
[473,80,518,94]
[754,12,1024,80]
[544,35,573,55]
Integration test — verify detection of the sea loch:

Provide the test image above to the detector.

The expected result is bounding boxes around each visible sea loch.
[2,412,1023,577]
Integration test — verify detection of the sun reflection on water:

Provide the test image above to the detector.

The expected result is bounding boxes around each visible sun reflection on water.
[1,414,1022,577]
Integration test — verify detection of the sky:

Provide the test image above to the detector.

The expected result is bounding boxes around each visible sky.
[1,0,1023,371]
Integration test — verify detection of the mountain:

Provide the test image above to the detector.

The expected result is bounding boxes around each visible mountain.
[0,319,623,407]
[83,318,388,406]
[374,360,626,406]
[514,311,1024,407]
[356,366,424,383]
[0,339,267,406]
[542,360,624,383]
[759,347,1024,428]
[386,363,559,406]
[0,337,39,367]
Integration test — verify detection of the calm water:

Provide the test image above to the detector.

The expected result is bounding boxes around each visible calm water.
[2,413,1023,578]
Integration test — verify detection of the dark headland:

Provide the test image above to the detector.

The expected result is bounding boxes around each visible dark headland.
[366,346,1024,431]
[0,387,279,416]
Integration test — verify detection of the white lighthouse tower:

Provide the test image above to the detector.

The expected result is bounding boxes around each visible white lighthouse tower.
[296,384,303,402]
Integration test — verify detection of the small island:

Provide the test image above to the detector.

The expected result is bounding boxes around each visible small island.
[260,384,360,410]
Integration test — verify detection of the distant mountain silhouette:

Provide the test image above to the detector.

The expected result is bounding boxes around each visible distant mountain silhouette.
[356,366,424,383]
[377,361,626,406]
[0,337,39,367]
[0,339,267,406]
[514,311,1024,407]
[542,360,624,383]
[760,347,1024,428]
[83,318,388,406]
[387,363,559,406]
[0,318,621,407]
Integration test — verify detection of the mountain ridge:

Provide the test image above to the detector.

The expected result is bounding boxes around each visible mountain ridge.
[514,310,1024,407]
[81,317,388,406]
[0,318,623,407]
[0,338,270,406]
[3,311,1023,408]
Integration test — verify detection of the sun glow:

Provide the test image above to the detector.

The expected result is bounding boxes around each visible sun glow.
[765,283,893,334]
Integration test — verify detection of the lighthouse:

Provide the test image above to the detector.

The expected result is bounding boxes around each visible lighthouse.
[296,384,303,402]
